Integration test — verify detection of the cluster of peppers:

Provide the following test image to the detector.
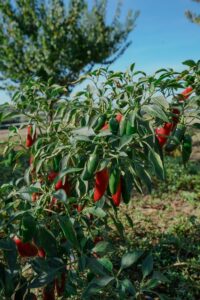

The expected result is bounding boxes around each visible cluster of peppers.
[81,113,132,207]
[155,87,193,164]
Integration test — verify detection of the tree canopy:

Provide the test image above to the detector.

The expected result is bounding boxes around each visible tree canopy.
[185,0,200,25]
[0,0,139,91]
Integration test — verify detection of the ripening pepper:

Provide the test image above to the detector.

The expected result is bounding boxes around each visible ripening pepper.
[165,123,186,152]
[182,134,192,165]
[26,125,36,148]
[111,178,122,206]
[119,116,127,136]
[94,169,109,202]
[101,113,122,131]
[13,236,38,257]
[55,273,66,297]
[109,168,120,195]
[181,86,193,100]
[93,114,107,131]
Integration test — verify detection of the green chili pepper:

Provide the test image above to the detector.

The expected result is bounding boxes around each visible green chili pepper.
[182,134,192,166]
[53,156,61,172]
[109,167,120,195]
[6,150,16,166]
[82,146,99,180]
[93,114,107,131]
[126,120,136,136]
[122,178,131,204]
[119,116,127,136]
[81,117,86,127]
[109,117,119,135]
[117,99,128,108]
[165,124,186,152]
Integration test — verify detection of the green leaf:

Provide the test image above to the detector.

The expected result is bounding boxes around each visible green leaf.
[53,189,67,202]
[121,250,143,270]
[119,135,133,149]
[148,147,165,180]
[143,105,169,122]
[133,162,152,193]
[182,59,196,67]
[58,168,82,179]
[120,279,136,296]
[86,257,108,276]
[20,213,37,242]
[92,241,111,255]
[72,126,95,137]
[58,216,79,249]
[83,276,114,298]
[35,226,57,256]
[83,207,106,219]
[142,253,153,278]
[98,258,113,273]
[142,278,159,289]
[152,96,169,109]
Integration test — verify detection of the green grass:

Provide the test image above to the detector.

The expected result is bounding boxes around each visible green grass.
[116,157,200,299]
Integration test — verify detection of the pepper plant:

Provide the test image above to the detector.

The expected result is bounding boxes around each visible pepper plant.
[0,60,200,299]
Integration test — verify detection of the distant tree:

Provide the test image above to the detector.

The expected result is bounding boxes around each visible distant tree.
[185,0,200,25]
[0,0,139,92]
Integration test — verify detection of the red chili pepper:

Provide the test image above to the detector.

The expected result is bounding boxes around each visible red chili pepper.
[42,282,55,300]
[115,113,123,123]
[163,122,173,131]
[181,86,193,99]
[111,178,122,206]
[55,177,71,196]
[155,124,172,147]
[48,171,58,182]
[94,169,109,202]
[55,273,66,297]
[26,125,36,148]
[13,236,38,257]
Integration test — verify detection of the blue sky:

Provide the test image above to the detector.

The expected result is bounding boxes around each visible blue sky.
[1,0,200,103]
[112,0,200,72]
